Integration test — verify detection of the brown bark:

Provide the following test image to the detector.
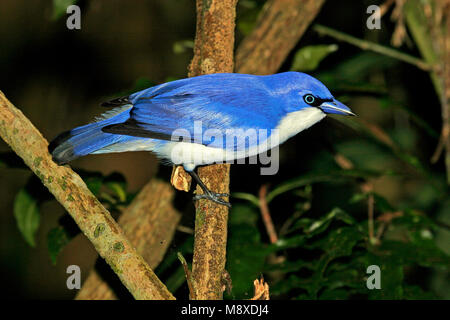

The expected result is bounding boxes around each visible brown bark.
[0,91,174,300]
[235,0,326,75]
[188,0,237,300]
[75,179,181,300]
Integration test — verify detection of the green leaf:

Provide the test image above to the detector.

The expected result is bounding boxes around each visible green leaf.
[290,45,338,72]
[229,204,259,226]
[237,0,263,36]
[231,192,260,207]
[350,192,395,213]
[367,252,404,299]
[281,207,355,238]
[267,169,379,203]
[305,208,356,236]
[319,227,363,259]
[403,285,438,299]
[272,234,307,250]
[368,239,450,298]
[270,210,364,298]
[173,40,194,54]
[270,274,313,298]
[395,238,449,268]
[308,227,364,298]
[319,52,397,82]
[52,0,78,20]
[14,188,40,247]
[79,170,104,196]
[274,208,357,252]
[283,217,314,235]
[47,227,71,265]
[322,267,364,293]
[333,118,435,181]
[226,205,269,299]
[104,172,127,202]
[264,258,314,273]
[349,192,368,203]
[384,211,450,268]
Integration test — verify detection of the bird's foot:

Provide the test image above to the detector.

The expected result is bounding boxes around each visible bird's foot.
[193,191,231,208]
[188,169,231,208]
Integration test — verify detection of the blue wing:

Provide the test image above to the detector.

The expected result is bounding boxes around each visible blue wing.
[102,73,284,150]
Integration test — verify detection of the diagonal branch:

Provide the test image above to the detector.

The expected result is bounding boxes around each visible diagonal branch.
[0,91,174,300]
[235,0,326,75]
[313,24,434,71]
[76,179,181,300]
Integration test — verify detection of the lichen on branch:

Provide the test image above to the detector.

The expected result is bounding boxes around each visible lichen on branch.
[0,91,174,300]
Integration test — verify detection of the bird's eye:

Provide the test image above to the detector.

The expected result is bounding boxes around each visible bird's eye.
[303,94,316,105]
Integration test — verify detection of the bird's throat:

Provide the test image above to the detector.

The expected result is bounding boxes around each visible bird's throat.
[275,107,326,144]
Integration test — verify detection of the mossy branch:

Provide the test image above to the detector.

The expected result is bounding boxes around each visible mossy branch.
[0,91,174,300]
[76,179,181,300]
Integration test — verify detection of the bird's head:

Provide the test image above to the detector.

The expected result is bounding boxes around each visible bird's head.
[299,92,355,116]
[269,72,355,117]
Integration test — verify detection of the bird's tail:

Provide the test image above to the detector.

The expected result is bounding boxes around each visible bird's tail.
[49,106,132,164]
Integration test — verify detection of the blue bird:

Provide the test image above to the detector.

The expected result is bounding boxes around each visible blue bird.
[49,72,354,207]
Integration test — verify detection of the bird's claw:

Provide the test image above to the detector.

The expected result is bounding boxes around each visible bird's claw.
[193,191,231,208]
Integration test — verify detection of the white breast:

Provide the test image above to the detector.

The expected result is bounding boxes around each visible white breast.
[276,107,326,144]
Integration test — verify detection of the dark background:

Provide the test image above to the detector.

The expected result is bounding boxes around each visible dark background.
[0,0,448,299]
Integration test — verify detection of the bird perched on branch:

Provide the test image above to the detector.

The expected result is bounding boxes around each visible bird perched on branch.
[50,72,354,207]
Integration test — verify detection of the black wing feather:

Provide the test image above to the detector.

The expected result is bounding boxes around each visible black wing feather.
[100,96,131,107]
[101,119,196,142]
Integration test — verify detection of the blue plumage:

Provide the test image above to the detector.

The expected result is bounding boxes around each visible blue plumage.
[50,71,354,206]
[50,71,354,170]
